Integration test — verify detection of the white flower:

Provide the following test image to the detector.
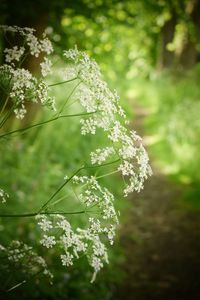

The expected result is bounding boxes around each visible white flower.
[36,81,48,103]
[0,240,53,280]
[80,118,97,135]
[26,33,40,57]
[40,38,53,55]
[90,256,104,283]
[4,46,25,63]
[60,253,73,266]
[56,216,71,232]
[89,218,102,233]
[104,225,116,245]
[119,144,137,159]
[90,147,114,165]
[60,234,73,249]
[71,234,87,255]
[40,235,56,248]
[36,215,53,232]
[0,29,152,283]
[14,104,27,119]
[0,188,9,203]
[108,121,125,142]
[40,57,52,77]
[118,160,135,176]
[36,81,56,111]
[78,85,97,112]
[63,45,79,61]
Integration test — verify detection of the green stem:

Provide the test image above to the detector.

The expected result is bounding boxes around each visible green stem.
[0,96,10,117]
[17,51,29,68]
[0,105,15,129]
[38,167,84,213]
[0,159,120,219]
[48,77,78,87]
[0,211,86,218]
[57,80,82,115]
[7,280,26,292]
[96,170,120,179]
[39,159,120,212]
[0,159,120,218]
[0,111,97,139]
[0,210,101,218]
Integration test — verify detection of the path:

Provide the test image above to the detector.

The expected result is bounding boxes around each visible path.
[114,106,200,300]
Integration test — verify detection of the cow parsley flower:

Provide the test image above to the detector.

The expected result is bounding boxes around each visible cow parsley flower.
[90,147,115,165]
[60,253,73,266]
[0,188,9,203]
[0,240,53,281]
[40,38,53,55]
[0,25,55,119]
[0,26,152,284]
[4,46,25,63]
[80,118,97,135]
[36,215,53,232]
[40,57,52,77]
[40,235,56,248]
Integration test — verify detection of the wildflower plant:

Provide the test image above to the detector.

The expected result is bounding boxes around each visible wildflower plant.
[0,25,152,288]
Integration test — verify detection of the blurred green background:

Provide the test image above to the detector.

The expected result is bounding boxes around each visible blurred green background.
[0,0,200,299]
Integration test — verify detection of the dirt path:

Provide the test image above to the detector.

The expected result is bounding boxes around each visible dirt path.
[114,107,200,300]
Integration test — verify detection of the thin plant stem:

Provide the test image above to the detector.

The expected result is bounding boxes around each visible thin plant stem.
[7,269,44,293]
[0,104,15,128]
[0,95,10,117]
[0,75,13,121]
[0,159,120,218]
[38,167,85,213]
[7,280,26,292]
[57,80,82,115]
[0,211,86,218]
[96,170,120,179]
[0,210,102,218]
[0,111,97,139]
[47,194,69,208]
[39,159,120,212]
[48,77,78,87]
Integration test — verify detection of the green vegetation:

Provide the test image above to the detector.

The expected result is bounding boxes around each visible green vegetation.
[0,0,200,299]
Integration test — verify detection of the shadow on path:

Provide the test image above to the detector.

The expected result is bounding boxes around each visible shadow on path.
[114,106,200,300]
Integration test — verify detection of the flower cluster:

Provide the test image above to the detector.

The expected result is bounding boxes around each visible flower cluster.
[63,47,152,196]
[4,46,25,63]
[1,25,53,59]
[36,175,118,282]
[0,240,53,281]
[36,213,115,283]
[0,188,9,203]
[40,58,52,77]
[90,147,115,165]
[72,175,118,222]
[0,25,55,119]
[0,26,152,284]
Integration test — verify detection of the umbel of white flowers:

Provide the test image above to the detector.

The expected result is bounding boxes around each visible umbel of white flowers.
[0,25,152,283]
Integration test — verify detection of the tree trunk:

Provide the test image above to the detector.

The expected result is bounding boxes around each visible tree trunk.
[157,16,177,70]
[177,0,200,69]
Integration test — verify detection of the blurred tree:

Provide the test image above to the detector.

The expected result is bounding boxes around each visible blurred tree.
[156,0,200,69]
[52,0,200,71]
[1,0,200,72]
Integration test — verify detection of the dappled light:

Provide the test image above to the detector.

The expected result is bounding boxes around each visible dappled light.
[0,1,200,299]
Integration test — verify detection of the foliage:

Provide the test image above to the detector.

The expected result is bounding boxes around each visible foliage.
[0,1,200,298]
[0,25,151,296]
[130,68,200,183]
